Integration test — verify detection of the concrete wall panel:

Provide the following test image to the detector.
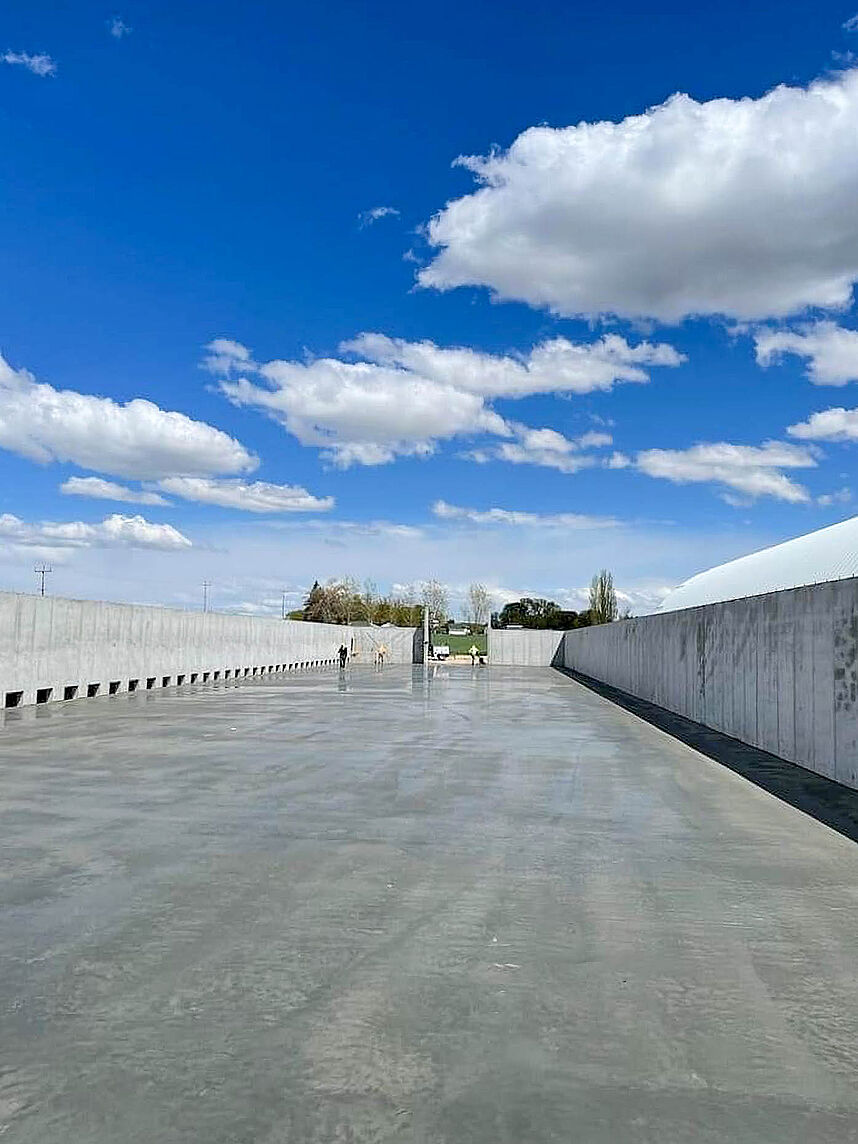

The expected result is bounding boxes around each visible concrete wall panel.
[488,628,566,666]
[349,625,419,665]
[0,592,417,708]
[562,578,858,791]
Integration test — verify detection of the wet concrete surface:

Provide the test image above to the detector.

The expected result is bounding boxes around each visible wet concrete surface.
[2,665,858,1142]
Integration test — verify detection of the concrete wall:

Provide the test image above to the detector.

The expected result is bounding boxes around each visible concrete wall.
[561,579,858,791]
[348,624,420,664]
[0,592,416,709]
[489,628,566,666]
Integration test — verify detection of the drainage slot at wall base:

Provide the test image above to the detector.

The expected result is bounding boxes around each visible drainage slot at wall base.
[4,690,23,708]
[36,687,53,704]
[87,683,100,698]
[108,681,121,695]
[64,685,78,701]
[128,679,139,692]
[146,677,156,690]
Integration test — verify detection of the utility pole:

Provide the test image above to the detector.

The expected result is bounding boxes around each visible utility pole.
[35,563,52,597]
[202,580,211,613]
[281,589,287,620]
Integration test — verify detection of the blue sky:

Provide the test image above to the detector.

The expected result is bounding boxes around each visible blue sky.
[3,1,858,615]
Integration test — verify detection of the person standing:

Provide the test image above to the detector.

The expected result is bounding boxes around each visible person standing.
[338,644,348,669]
[468,643,479,665]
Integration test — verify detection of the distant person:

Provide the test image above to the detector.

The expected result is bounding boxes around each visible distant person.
[338,644,348,669]
[377,643,388,666]
[468,644,479,665]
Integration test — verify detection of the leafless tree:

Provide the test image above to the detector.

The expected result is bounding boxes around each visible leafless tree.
[361,578,378,624]
[421,579,448,625]
[340,576,361,625]
[589,569,618,625]
[466,582,491,625]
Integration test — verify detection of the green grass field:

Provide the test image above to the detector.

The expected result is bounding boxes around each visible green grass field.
[432,631,488,655]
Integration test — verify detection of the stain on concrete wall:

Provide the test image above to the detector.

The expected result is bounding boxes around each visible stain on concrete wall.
[562,579,858,792]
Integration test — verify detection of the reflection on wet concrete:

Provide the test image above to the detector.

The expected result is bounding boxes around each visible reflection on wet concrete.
[2,665,858,1142]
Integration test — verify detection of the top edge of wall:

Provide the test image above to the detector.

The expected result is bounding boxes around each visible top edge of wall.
[559,573,858,631]
[0,591,420,630]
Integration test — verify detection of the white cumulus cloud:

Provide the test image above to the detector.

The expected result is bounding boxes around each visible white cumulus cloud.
[464,423,613,473]
[358,206,400,227]
[343,332,683,396]
[788,406,858,441]
[817,487,851,506]
[2,51,56,76]
[0,352,256,479]
[61,476,169,505]
[634,441,817,503]
[420,69,858,322]
[205,332,680,467]
[157,477,334,513]
[754,321,858,385]
[431,500,617,528]
[0,513,191,551]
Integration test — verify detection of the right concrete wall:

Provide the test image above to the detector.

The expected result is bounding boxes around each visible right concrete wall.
[562,578,858,791]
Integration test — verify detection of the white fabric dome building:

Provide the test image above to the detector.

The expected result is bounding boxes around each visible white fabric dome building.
[658,515,858,613]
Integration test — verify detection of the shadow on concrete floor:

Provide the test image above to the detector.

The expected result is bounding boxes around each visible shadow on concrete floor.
[558,668,858,847]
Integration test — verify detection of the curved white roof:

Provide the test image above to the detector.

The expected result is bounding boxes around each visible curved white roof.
[659,515,858,613]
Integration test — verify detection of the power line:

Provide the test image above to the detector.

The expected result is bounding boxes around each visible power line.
[34,563,52,597]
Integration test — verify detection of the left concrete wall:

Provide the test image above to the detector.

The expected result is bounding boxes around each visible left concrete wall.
[0,592,411,708]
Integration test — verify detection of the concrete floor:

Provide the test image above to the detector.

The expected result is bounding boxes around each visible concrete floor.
[2,665,858,1143]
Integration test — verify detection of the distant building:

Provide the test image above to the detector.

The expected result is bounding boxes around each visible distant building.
[659,515,858,613]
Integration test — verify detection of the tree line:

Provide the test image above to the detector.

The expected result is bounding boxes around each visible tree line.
[493,570,622,629]
[294,570,621,629]
[297,579,424,626]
